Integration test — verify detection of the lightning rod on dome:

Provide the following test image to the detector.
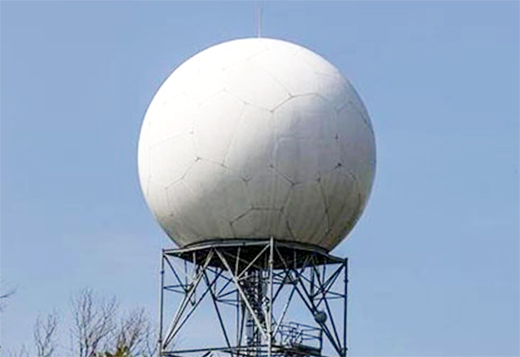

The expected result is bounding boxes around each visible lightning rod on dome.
[256,1,263,38]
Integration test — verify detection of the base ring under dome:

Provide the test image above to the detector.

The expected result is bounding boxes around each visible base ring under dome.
[164,238,344,270]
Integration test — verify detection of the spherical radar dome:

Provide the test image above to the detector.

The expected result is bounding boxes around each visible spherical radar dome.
[138,38,376,251]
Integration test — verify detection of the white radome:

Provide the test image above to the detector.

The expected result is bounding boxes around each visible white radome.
[138,38,376,251]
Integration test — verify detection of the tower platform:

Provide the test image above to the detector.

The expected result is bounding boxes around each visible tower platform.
[159,238,349,357]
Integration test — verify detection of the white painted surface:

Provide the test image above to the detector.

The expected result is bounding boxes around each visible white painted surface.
[138,38,376,251]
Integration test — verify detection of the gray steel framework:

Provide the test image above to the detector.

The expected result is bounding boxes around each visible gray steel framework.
[158,238,348,357]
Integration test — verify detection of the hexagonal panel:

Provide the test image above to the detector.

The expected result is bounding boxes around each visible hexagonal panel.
[194,91,245,164]
[319,191,361,251]
[246,169,292,210]
[225,105,275,180]
[157,214,201,248]
[343,80,372,130]
[337,105,376,195]
[231,209,289,239]
[273,137,338,185]
[225,59,290,111]
[284,181,328,244]
[319,169,357,227]
[149,134,196,187]
[187,67,226,105]
[148,94,198,146]
[253,51,347,104]
[274,95,337,140]
[166,180,234,240]
[252,50,313,97]
[183,160,250,222]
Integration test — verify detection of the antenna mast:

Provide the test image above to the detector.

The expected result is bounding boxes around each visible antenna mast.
[256,1,263,37]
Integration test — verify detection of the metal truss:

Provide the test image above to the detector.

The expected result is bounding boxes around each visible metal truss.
[159,238,348,357]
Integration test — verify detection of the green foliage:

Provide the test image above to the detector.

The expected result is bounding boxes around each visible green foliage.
[96,345,131,357]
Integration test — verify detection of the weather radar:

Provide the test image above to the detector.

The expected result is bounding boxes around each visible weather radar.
[138,38,376,357]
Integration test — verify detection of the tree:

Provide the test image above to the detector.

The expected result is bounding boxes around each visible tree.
[6,312,58,357]
[113,309,155,357]
[93,308,156,357]
[71,288,156,357]
[34,312,59,357]
[72,288,118,357]
[7,288,156,357]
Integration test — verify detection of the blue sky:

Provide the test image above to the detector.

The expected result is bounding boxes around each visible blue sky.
[1,1,518,356]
